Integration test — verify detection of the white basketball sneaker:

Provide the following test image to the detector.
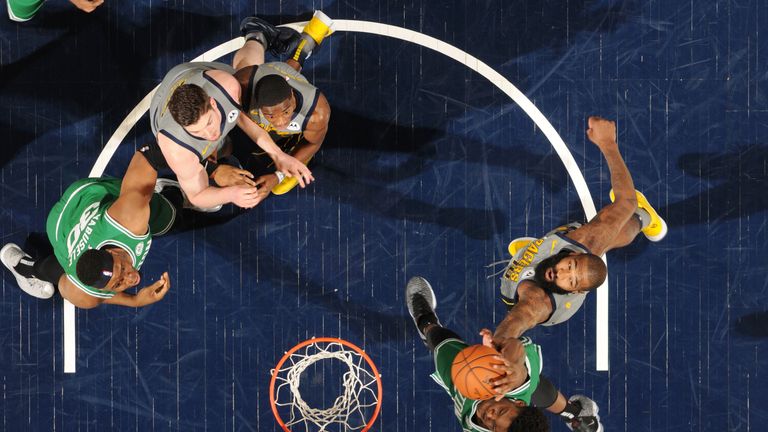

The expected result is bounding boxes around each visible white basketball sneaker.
[1,243,55,299]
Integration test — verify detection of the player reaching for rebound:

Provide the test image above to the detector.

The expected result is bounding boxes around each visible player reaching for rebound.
[406,276,604,431]
[229,12,332,200]
[491,116,668,346]
[1,150,175,309]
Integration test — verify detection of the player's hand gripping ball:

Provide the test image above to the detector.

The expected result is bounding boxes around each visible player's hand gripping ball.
[450,344,506,400]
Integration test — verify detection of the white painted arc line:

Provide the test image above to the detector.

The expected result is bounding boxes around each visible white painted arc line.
[87,38,247,178]
[330,20,608,372]
[72,19,608,374]
[66,39,250,374]
[63,300,75,372]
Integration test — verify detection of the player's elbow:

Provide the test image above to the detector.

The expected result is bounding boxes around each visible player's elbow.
[76,301,101,310]
[185,191,205,208]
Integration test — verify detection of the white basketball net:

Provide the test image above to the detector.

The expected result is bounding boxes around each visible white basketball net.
[271,340,380,431]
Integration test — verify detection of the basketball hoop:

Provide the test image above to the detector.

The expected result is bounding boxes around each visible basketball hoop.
[269,337,383,431]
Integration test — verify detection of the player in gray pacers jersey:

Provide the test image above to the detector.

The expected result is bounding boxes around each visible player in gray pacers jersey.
[406,276,604,432]
[148,51,314,211]
[230,14,331,199]
[1,151,175,309]
[486,117,668,349]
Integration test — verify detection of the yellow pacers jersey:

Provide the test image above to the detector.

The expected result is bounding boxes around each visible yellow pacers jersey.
[500,222,590,326]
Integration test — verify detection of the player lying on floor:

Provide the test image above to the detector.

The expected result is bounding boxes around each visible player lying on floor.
[229,13,332,199]
[1,149,177,309]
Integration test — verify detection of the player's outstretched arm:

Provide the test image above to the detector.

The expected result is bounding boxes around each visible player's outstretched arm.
[567,116,638,255]
[157,133,261,208]
[485,282,552,342]
[107,151,157,236]
[587,117,635,203]
[58,271,171,309]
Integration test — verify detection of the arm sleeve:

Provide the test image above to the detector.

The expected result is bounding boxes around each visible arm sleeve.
[530,374,559,409]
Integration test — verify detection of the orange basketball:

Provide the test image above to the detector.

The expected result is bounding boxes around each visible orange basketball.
[450,344,505,400]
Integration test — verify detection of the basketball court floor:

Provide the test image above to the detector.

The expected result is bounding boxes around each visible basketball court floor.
[1,0,767,430]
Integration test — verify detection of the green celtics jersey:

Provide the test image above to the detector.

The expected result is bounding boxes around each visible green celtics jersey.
[46,177,175,298]
[430,337,543,432]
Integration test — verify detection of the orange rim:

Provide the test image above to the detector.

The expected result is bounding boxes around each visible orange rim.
[269,337,383,432]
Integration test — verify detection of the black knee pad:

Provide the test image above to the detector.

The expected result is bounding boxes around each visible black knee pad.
[33,255,65,286]
[426,326,462,351]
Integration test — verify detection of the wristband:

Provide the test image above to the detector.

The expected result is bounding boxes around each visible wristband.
[274,170,286,183]
[559,401,582,422]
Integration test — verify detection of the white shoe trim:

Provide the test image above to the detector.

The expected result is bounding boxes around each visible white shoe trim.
[1,244,54,299]
[645,216,668,242]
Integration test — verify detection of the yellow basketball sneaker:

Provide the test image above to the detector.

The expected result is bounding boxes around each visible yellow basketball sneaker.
[302,11,335,45]
[507,237,537,257]
[610,189,668,242]
[272,155,313,195]
[272,176,298,195]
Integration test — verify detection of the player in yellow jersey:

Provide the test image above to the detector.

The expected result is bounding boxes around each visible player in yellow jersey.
[490,117,667,346]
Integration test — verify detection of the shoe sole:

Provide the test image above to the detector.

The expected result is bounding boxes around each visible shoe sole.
[240,16,299,55]
[609,189,668,242]
[0,243,21,270]
[406,276,437,312]
[405,276,437,341]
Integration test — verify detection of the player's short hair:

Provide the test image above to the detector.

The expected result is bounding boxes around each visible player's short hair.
[506,407,550,432]
[168,84,211,126]
[580,253,607,292]
[76,248,114,289]
[254,75,292,108]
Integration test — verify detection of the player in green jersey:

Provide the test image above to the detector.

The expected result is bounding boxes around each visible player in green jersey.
[406,276,604,432]
[1,150,175,309]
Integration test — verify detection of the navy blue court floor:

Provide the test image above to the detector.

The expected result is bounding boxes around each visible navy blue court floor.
[1,1,767,431]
